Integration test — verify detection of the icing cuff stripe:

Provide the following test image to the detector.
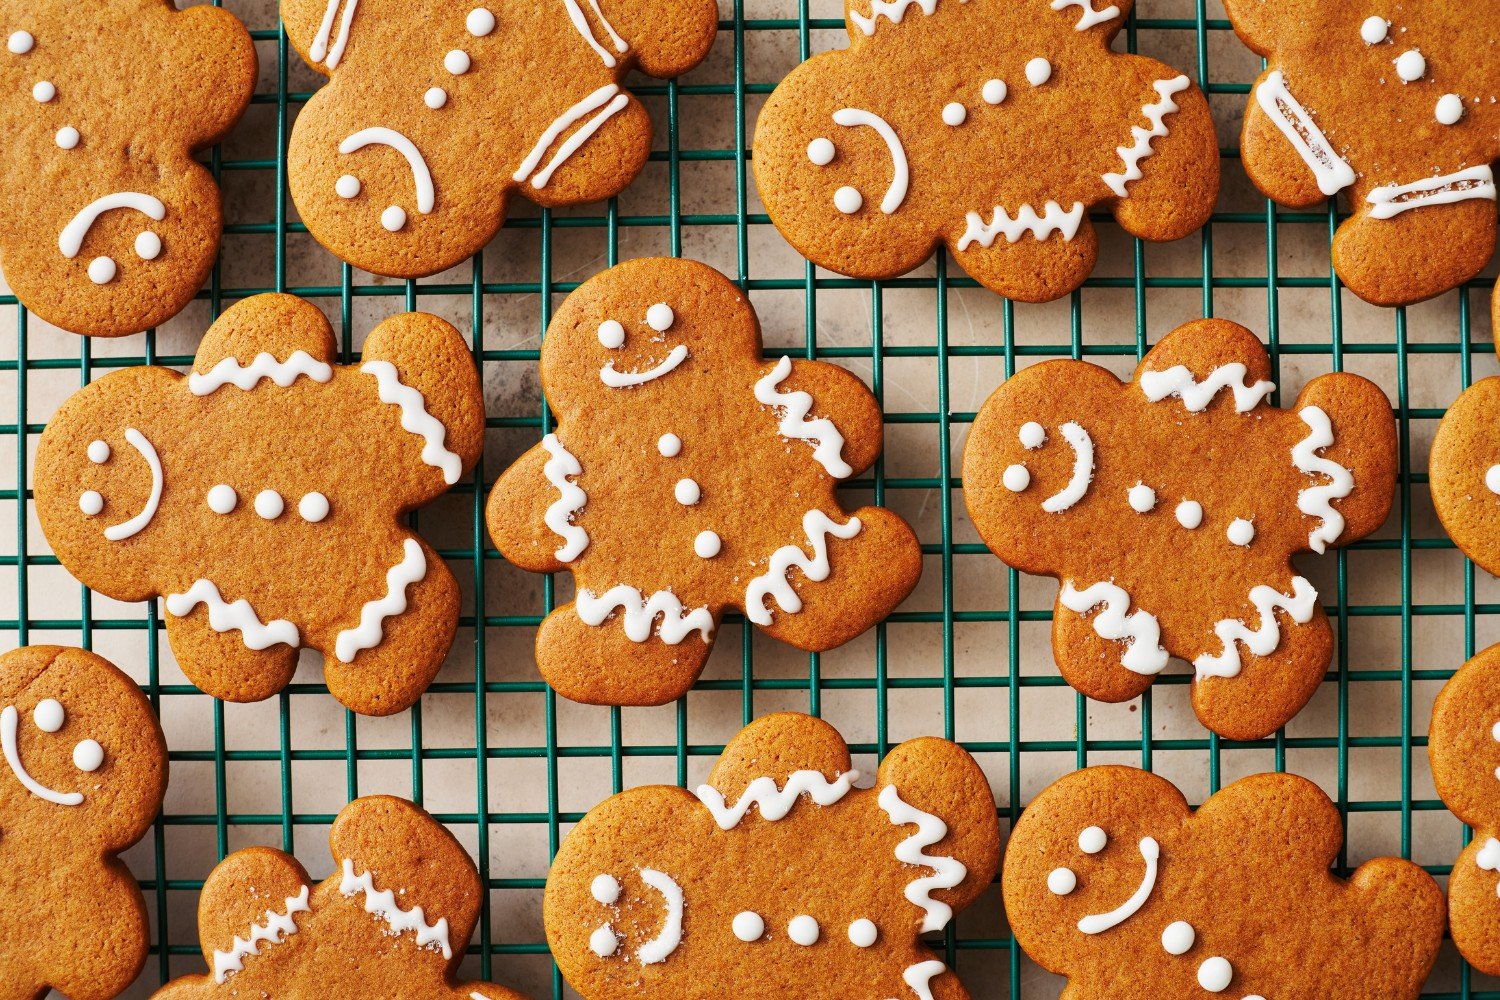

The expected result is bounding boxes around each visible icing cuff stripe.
[1255,70,1355,197]
[361,360,464,483]
[540,434,589,561]
[754,356,854,478]
[1102,75,1191,198]
[212,885,311,982]
[1140,363,1274,413]
[334,538,426,663]
[849,0,937,35]
[1193,576,1319,678]
[879,783,967,933]
[340,860,453,957]
[1366,165,1496,220]
[957,201,1084,250]
[743,510,862,625]
[1059,580,1168,674]
[165,580,300,650]
[576,585,713,643]
[1292,405,1354,554]
[694,769,861,828]
[189,350,334,395]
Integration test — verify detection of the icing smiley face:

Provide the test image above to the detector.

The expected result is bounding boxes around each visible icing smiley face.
[583,870,684,963]
[73,429,163,541]
[1,697,106,806]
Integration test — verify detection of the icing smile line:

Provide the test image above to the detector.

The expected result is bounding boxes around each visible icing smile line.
[600,345,689,388]
[103,428,163,542]
[1077,836,1159,934]
[1041,421,1094,513]
[1,705,83,806]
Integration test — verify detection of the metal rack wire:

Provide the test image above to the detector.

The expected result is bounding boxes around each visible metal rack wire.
[3,0,1498,997]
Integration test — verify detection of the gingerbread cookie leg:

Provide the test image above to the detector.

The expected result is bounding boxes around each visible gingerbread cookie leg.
[39,858,150,1000]
[164,605,301,704]
[1050,601,1160,705]
[1191,605,1333,741]
[1332,200,1497,307]
[948,223,1100,305]
[534,600,716,706]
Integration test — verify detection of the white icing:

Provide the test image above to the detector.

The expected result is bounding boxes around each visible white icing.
[1255,71,1356,197]
[733,911,764,942]
[32,80,54,102]
[530,90,630,189]
[1162,920,1195,955]
[674,479,700,505]
[1041,421,1094,513]
[589,924,618,957]
[102,428,162,542]
[1477,837,1500,872]
[55,127,79,149]
[848,918,878,946]
[1227,517,1254,547]
[695,769,860,828]
[591,873,621,904]
[1047,867,1076,894]
[807,137,835,165]
[1059,581,1168,674]
[255,490,285,520]
[87,257,117,285]
[190,350,333,395]
[208,485,238,515]
[33,700,63,733]
[541,434,589,561]
[1019,422,1046,449]
[309,0,360,68]
[848,0,936,36]
[657,433,682,457]
[755,355,854,478]
[79,491,102,516]
[88,439,110,463]
[59,192,167,259]
[298,492,330,523]
[600,344,689,387]
[903,961,947,1000]
[957,201,1085,249]
[1366,165,1496,220]
[636,869,683,964]
[1436,94,1465,125]
[982,79,1007,105]
[467,8,495,36]
[444,49,471,74]
[361,360,463,483]
[1394,49,1425,82]
[381,205,407,232]
[1078,836,1159,934]
[339,128,435,214]
[1025,57,1052,86]
[1193,576,1318,678]
[834,186,864,214]
[598,320,626,348]
[1140,363,1274,413]
[832,108,909,214]
[942,102,966,126]
[1078,826,1107,854]
[7,30,33,54]
[879,783,968,933]
[1292,405,1354,554]
[1488,465,1500,496]
[1128,483,1156,513]
[336,174,362,198]
[693,530,721,558]
[788,915,820,946]
[514,84,624,185]
[1,705,83,805]
[212,885,311,982]
[646,303,674,331]
[334,538,426,663]
[1360,16,1388,44]
[340,859,452,957]
[1050,0,1119,29]
[1175,499,1203,529]
[1102,76,1191,198]
[1198,956,1233,992]
[576,585,713,643]
[166,581,300,650]
[424,87,447,110]
[743,510,862,625]
[1003,464,1030,492]
[135,231,162,260]
[563,0,628,67]
[72,739,103,772]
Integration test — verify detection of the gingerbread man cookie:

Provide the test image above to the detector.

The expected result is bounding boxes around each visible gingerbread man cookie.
[0,645,167,999]
[1429,280,1500,576]
[0,0,255,336]
[283,0,717,278]
[964,318,1397,740]
[1003,766,1444,999]
[752,0,1219,303]
[546,712,999,999]
[33,293,485,716]
[154,795,528,1000]
[487,258,923,706]
[1222,0,1499,306]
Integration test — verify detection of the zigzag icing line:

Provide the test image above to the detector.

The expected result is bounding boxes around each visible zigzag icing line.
[754,356,853,479]
[956,201,1085,250]
[879,784,968,933]
[901,960,948,1000]
[1059,580,1168,675]
[212,885,311,982]
[744,510,862,625]
[189,350,333,396]
[1193,576,1319,678]
[541,434,588,561]
[361,360,463,484]
[576,585,714,643]
[1140,362,1275,413]
[165,580,300,651]
[1292,405,1354,554]
[334,538,426,663]
[694,769,861,829]
[340,860,453,958]
[1102,75,1191,198]
[1050,0,1119,29]
[849,0,938,35]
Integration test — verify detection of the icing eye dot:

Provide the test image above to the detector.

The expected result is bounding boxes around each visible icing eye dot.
[31,80,54,102]
[646,302,675,332]
[598,319,626,348]
[134,231,162,261]
[424,86,448,109]
[335,174,362,199]
[1128,483,1156,513]
[33,699,64,733]
[1487,465,1500,495]
[1161,920,1195,955]
[1175,499,1203,529]
[207,484,238,515]
[732,911,765,942]
[833,185,863,214]
[7,30,34,54]
[1227,517,1255,547]
[55,126,79,149]
[694,530,721,558]
[941,101,966,126]
[79,490,103,516]
[87,439,110,464]
[847,918,878,947]
[1436,93,1465,125]
[1492,719,1500,742]
[1025,57,1052,86]
[1394,49,1425,82]
[590,873,621,905]
[254,490,285,520]
[588,925,618,957]
[657,433,682,457]
[298,492,330,523]
[466,7,495,35]
[381,205,407,232]
[982,78,1007,105]
[72,738,104,773]
[1078,825,1107,854]
[1002,464,1030,492]
[444,49,471,74]
[1018,421,1046,449]
[1197,956,1233,993]
[807,137,835,166]
[87,256,117,285]
[1046,867,1076,895]
[674,478,701,505]
[787,915,819,946]
[1360,16,1388,44]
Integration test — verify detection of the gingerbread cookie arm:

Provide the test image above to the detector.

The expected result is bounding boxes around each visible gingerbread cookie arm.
[705,712,854,794]
[767,358,885,479]
[1049,605,1159,704]
[1197,773,1344,868]
[43,860,151,1000]
[487,441,574,575]
[533,601,717,706]
[595,0,719,79]
[1431,374,1500,577]
[1289,373,1397,550]
[167,3,258,148]
[1333,198,1498,307]
[1217,0,1283,57]
[190,846,314,988]
[192,293,339,374]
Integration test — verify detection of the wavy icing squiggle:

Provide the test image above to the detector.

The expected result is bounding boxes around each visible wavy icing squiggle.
[361,360,463,484]
[1194,576,1318,678]
[212,885,311,982]
[541,434,588,561]
[340,860,452,958]
[1292,405,1354,554]
[576,585,714,643]
[1050,0,1119,29]
[1059,580,1168,675]
[1102,76,1191,198]
[902,960,948,1000]
[849,0,937,35]
[957,201,1085,250]
[334,539,426,663]
[754,356,853,478]
[694,769,861,828]
[189,350,333,395]
[1140,362,1275,413]
[744,510,862,625]
[165,580,300,650]
[879,783,968,933]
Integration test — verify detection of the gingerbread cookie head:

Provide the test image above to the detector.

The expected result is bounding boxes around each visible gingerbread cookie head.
[283,0,717,278]
[1004,766,1444,999]
[0,0,255,336]
[964,318,1397,739]
[487,257,922,707]
[1222,0,1500,306]
[752,0,1219,303]
[154,795,528,1000]
[545,713,999,998]
[0,645,167,999]
[33,293,485,716]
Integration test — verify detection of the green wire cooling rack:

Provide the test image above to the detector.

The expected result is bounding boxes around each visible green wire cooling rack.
[4,0,1500,996]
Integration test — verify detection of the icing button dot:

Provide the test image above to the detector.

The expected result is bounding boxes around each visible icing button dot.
[466,7,495,35]
[31,80,53,102]
[444,49,471,74]
[254,490,285,520]
[1360,16,1388,44]
[1161,920,1195,955]
[1018,421,1046,449]
[787,915,819,946]
[694,530,721,558]
[732,911,765,942]
[335,174,362,199]
[1227,517,1255,547]
[1175,499,1203,529]
[73,738,104,772]
[87,440,110,464]
[847,919,878,948]
[1491,718,1500,741]
[1197,956,1233,993]
[982,78,1007,105]
[87,256,116,284]
[381,205,407,232]
[1046,867,1076,895]
[1002,464,1030,492]
[79,490,103,516]
[55,126,79,149]
[1487,465,1500,495]
[7,30,34,54]
[1078,825,1107,854]
[834,185,863,214]
[598,319,626,348]
[941,101,966,126]
[807,137,835,166]
[674,478,701,505]
[1025,57,1052,86]
[33,699,64,733]
[657,433,682,458]
[1436,93,1465,125]
[1128,483,1156,513]
[424,86,448,109]
[298,492,330,523]
[646,302,675,332]
[1394,49,1425,82]
[135,231,162,261]
[591,873,621,905]
[207,484,238,515]
[588,925,618,958]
